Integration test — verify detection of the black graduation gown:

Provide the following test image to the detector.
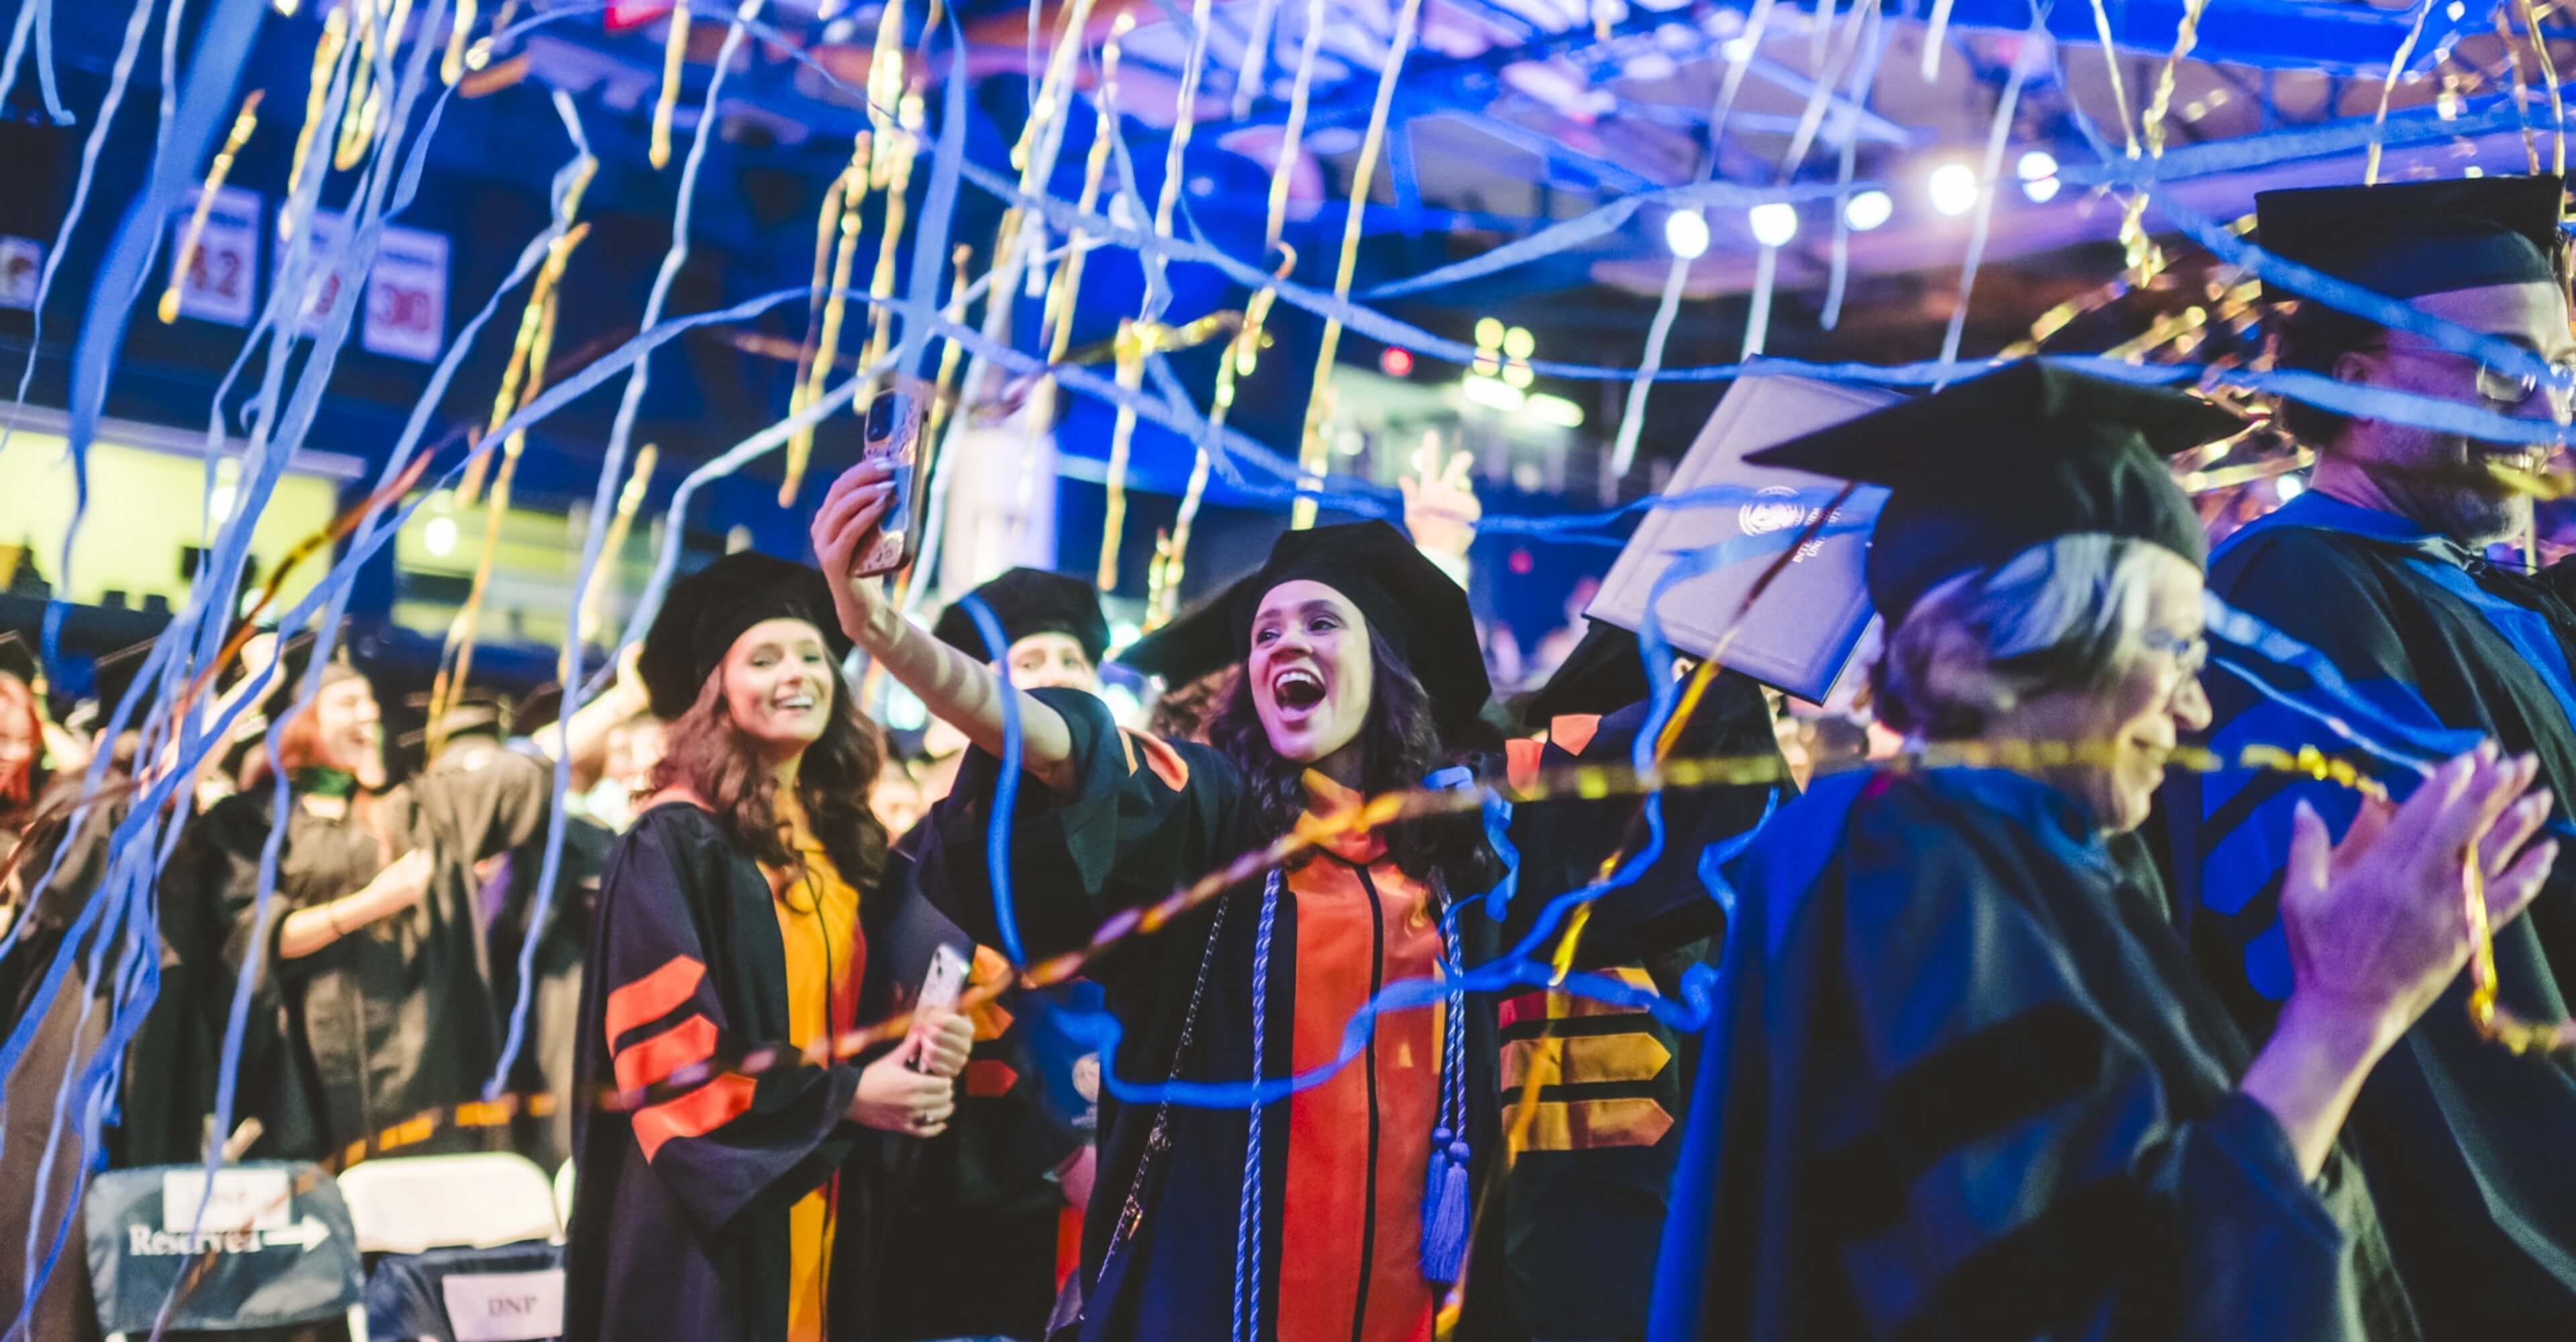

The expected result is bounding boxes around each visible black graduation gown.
[1473,676,1789,1342]
[871,831,1086,1342]
[0,801,116,1342]
[3,780,217,1171]
[1652,767,2415,1342]
[565,801,908,1342]
[919,688,1515,1342]
[177,747,552,1162]
[2179,492,2576,1329]
[484,809,614,1171]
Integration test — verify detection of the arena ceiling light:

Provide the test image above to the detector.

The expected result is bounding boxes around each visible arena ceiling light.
[2017,149,2061,203]
[1927,162,1980,216]
[1664,207,1711,260]
[1748,201,1799,247]
[1843,189,1892,231]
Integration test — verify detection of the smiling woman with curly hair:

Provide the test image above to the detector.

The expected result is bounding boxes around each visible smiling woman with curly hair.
[567,552,973,1342]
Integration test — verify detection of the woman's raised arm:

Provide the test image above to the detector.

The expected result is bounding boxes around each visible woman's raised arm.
[809,460,1078,794]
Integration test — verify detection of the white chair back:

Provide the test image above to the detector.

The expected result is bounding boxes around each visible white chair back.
[335,1154,560,1255]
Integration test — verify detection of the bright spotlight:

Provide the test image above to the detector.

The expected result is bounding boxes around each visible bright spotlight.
[1843,189,1892,231]
[1748,201,1799,247]
[2022,174,2061,203]
[1474,316,1505,349]
[2016,150,2057,180]
[1664,208,1711,260]
[424,515,458,558]
[2275,474,2304,501]
[1927,162,1980,217]
[1503,325,1536,360]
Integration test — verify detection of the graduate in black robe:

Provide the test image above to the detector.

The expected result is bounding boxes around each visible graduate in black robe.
[566,552,973,1342]
[816,470,1752,1341]
[1474,625,1788,1342]
[174,637,645,1164]
[1649,362,2552,1341]
[877,568,1110,1342]
[2176,174,2576,1329]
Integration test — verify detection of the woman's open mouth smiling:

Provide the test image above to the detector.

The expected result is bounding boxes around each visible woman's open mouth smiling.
[1271,666,1327,716]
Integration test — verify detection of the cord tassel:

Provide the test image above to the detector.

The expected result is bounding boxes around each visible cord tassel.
[1421,1129,1470,1284]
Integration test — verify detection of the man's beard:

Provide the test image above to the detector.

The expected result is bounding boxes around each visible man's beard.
[2382,432,2534,547]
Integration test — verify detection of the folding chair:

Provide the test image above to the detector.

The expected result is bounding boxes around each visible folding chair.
[85,1162,368,1342]
[336,1155,563,1342]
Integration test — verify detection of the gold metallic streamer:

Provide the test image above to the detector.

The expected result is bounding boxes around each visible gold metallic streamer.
[2090,0,2140,158]
[441,0,476,84]
[426,434,520,756]
[2520,0,2566,176]
[857,98,924,384]
[649,0,691,170]
[785,133,875,506]
[464,0,521,73]
[1091,4,1217,586]
[580,727,2576,1119]
[577,444,659,649]
[158,91,264,325]
[284,6,349,236]
[332,0,382,172]
[1292,0,1423,529]
[922,242,975,451]
[2114,0,2209,280]
[1095,320,1146,591]
[1153,0,1325,623]
[785,130,871,502]
[2365,1,2432,186]
[462,194,592,505]
[1026,19,1128,439]
[2498,7,2544,174]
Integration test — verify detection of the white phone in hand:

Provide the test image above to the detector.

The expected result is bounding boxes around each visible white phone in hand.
[908,944,970,1072]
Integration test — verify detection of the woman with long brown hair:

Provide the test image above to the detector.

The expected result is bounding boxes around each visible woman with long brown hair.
[566,551,973,1342]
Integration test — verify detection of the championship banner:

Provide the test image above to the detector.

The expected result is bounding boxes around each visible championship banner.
[365,223,449,362]
[166,185,259,326]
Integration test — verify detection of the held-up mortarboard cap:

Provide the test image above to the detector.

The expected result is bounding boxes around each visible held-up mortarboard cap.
[1228,520,1491,737]
[639,551,852,721]
[1744,362,2245,627]
[1116,572,1255,688]
[930,568,1112,667]
[2253,173,2567,300]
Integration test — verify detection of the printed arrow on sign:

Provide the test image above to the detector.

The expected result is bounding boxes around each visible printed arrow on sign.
[263,1217,329,1251]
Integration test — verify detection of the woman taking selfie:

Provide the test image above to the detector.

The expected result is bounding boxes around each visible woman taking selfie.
[566,552,975,1342]
[814,465,1528,1341]
[1649,364,2550,1341]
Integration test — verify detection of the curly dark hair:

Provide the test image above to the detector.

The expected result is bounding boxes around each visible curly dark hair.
[2273,299,2383,448]
[1146,665,1238,745]
[1207,626,1496,894]
[650,662,890,896]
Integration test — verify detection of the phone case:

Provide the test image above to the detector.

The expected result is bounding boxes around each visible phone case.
[855,391,925,578]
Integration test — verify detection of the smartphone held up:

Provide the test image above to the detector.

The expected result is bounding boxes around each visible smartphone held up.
[852,385,930,579]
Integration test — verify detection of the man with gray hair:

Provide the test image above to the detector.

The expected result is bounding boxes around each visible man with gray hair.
[2179,172,2576,1330]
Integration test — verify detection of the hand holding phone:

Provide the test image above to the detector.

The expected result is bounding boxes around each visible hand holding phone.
[906,944,971,1075]
[852,387,928,579]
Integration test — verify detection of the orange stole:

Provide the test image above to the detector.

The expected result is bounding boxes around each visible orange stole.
[1278,775,1443,1342]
